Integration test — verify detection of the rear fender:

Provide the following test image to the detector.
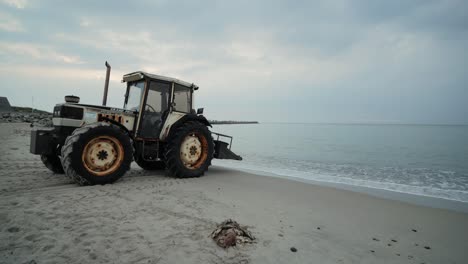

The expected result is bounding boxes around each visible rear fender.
[160,113,211,141]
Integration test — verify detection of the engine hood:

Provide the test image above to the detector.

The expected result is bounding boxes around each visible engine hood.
[59,103,136,115]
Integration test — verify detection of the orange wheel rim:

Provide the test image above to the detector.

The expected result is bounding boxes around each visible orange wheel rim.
[179,132,208,170]
[81,136,124,176]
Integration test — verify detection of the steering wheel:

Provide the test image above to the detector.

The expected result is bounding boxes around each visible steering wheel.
[145,104,156,112]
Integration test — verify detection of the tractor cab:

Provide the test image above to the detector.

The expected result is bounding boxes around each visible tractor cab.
[123,72,195,139]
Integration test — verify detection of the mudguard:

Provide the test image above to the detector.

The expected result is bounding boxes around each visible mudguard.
[160,113,211,141]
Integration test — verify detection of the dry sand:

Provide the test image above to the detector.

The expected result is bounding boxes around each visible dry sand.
[1,123,467,264]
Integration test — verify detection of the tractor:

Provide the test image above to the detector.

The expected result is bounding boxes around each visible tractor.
[30,62,242,185]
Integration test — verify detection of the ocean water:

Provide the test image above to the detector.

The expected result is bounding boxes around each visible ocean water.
[211,123,468,203]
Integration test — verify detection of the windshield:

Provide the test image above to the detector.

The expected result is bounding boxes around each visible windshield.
[124,81,145,111]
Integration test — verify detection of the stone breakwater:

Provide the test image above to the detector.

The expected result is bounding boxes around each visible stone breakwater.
[0,112,53,127]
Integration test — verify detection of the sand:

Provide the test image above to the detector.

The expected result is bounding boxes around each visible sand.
[1,123,467,264]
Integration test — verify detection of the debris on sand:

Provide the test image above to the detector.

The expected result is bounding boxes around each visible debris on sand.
[211,219,255,248]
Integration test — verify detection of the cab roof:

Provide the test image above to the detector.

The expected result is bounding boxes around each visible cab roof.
[122,71,199,90]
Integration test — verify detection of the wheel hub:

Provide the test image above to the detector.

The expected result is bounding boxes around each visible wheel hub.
[180,134,202,167]
[97,150,108,160]
[82,136,123,176]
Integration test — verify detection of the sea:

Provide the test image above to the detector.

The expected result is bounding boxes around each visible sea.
[211,123,468,203]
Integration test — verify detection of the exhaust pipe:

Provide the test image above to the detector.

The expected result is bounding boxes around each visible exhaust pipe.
[103,61,111,106]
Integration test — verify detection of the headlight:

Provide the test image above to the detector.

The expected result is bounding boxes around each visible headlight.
[84,112,97,122]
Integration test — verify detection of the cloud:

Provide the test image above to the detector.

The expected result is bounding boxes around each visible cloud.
[0,42,84,64]
[1,0,467,123]
[0,64,124,82]
[79,17,91,27]
[55,25,359,92]
[2,0,28,9]
[0,12,25,32]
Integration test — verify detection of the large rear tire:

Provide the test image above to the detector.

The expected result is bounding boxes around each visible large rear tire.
[134,157,166,170]
[61,122,133,185]
[41,153,64,174]
[164,121,214,178]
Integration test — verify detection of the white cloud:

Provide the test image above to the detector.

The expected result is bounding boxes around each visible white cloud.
[54,26,360,94]
[2,0,28,9]
[79,17,91,27]
[0,12,25,32]
[0,42,84,64]
[0,64,125,83]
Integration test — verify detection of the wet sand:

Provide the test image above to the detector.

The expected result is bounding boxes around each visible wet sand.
[1,123,467,263]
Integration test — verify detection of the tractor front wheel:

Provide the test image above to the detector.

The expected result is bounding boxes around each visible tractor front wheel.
[164,121,214,178]
[61,122,133,185]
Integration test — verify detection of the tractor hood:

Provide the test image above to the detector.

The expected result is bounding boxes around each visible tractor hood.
[52,103,136,130]
[56,103,135,114]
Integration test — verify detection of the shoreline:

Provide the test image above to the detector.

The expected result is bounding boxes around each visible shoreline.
[212,163,468,213]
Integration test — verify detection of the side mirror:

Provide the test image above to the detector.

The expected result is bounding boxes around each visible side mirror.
[197,108,204,115]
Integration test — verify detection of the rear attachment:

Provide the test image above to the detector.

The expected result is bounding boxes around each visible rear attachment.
[212,132,242,161]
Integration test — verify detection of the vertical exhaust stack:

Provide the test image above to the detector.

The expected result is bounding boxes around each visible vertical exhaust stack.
[103,61,111,106]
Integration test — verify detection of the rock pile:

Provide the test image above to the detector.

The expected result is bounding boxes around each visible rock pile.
[0,112,53,127]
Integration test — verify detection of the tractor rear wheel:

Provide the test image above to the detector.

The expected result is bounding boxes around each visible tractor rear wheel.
[164,121,214,178]
[135,157,166,170]
[61,122,133,185]
[40,153,64,174]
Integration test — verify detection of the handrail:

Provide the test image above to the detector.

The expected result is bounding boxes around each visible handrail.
[211,132,233,150]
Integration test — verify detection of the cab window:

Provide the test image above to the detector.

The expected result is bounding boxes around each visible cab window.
[173,84,192,113]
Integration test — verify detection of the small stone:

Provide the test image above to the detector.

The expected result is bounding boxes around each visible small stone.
[278,234,284,237]
[7,227,20,233]
[290,247,297,252]
[412,229,417,232]
[387,243,392,246]
[370,250,375,253]
[391,239,397,243]
[424,246,431,250]
[317,227,321,230]
[372,237,379,241]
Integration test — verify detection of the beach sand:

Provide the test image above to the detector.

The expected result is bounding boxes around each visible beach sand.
[1,123,467,263]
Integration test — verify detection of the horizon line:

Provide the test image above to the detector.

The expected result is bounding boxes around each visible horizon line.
[259,121,468,126]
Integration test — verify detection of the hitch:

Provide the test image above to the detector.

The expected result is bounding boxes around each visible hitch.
[212,132,242,161]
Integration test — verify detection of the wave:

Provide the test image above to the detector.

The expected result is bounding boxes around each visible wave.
[213,159,468,203]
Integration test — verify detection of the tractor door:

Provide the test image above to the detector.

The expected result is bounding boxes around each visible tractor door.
[138,80,171,138]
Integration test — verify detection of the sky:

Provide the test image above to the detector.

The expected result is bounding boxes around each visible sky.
[0,0,467,124]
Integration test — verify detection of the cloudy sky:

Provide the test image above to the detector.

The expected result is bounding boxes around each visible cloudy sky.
[0,0,467,124]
